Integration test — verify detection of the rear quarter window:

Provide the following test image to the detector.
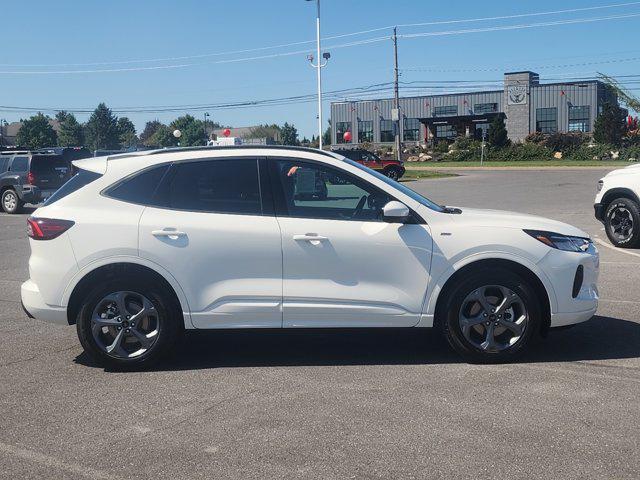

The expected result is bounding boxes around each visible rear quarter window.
[44,169,102,205]
[10,156,28,172]
[104,165,170,206]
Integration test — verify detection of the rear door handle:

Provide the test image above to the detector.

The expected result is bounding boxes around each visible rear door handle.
[293,234,328,242]
[152,229,187,238]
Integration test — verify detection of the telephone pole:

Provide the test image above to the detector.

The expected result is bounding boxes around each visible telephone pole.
[392,27,401,163]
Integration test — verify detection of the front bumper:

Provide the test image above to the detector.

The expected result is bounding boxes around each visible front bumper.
[594,203,605,222]
[21,279,67,325]
[539,244,599,328]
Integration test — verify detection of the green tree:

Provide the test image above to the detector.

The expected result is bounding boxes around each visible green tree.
[246,123,281,140]
[56,111,84,147]
[139,120,163,146]
[169,115,205,146]
[487,115,510,148]
[85,103,120,150]
[594,102,626,146]
[280,122,299,146]
[117,117,138,148]
[322,121,331,147]
[149,124,178,147]
[16,113,57,149]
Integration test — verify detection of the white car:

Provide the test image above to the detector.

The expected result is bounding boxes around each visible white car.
[595,163,640,248]
[21,146,599,368]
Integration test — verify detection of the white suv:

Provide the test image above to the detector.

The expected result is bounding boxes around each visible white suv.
[21,146,599,368]
[594,164,640,248]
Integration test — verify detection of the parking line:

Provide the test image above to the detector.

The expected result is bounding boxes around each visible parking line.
[0,441,121,480]
[594,238,640,259]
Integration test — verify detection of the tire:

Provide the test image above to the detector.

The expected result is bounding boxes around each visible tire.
[76,276,182,370]
[384,168,401,181]
[439,267,541,363]
[1,189,23,214]
[604,197,640,248]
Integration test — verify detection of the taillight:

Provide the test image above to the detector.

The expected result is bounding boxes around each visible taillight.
[27,217,75,240]
[27,172,35,185]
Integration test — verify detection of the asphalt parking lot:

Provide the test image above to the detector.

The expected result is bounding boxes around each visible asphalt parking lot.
[1,167,639,480]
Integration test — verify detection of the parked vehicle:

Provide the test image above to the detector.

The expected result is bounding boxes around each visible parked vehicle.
[594,164,640,248]
[21,146,599,368]
[38,147,92,164]
[1,153,72,213]
[332,148,406,180]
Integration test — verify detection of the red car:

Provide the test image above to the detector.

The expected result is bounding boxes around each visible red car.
[333,148,406,180]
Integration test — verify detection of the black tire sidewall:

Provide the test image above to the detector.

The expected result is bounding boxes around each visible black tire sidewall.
[385,168,399,180]
[76,277,180,369]
[605,198,640,248]
[440,268,541,363]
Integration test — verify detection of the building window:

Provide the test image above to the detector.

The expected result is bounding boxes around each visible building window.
[434,105,458,117]
[403,118,420,141]
[358,120,373,143]
[474,103,498,115]
[536,108,557,133]
[380,119,394,142]
[335,122,351,144]
[568,106,590,132]
[435,124,457,139]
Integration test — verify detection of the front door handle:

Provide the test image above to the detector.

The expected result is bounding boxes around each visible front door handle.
[152,229,186,238]
[293,233,328,243]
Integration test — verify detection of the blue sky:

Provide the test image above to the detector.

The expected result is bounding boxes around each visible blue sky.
[0,0,639,139]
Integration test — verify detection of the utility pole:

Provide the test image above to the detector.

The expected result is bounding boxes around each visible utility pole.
[392,27,402,163]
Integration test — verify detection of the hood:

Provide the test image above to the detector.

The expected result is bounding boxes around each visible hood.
[449,207,589,238]
[603,163,640,179]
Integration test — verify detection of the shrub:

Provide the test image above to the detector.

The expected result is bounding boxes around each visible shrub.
[525,131,589,153]
[489,143,552,162]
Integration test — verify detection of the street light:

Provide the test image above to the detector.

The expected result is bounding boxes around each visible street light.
[306,0,329,149]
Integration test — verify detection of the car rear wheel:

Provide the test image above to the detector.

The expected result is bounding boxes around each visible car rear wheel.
[2,189,23,214]
[604,197,640,248]
[76,278,181,369]
[439,268,541,363]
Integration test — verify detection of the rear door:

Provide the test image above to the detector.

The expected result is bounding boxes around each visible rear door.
[29,155,72,191]
[138,157,283,329]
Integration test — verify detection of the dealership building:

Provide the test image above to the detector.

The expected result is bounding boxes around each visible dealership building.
[330,71,618,147]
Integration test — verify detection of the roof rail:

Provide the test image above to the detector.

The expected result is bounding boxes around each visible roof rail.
[107,145,339,161]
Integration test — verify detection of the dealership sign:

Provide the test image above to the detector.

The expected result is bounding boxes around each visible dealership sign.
[507,85,527,105]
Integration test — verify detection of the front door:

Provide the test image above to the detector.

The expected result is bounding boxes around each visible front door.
[138,157,283,329]
[269,158,433,328]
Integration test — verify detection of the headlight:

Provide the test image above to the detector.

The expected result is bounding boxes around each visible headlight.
[524,230,592,253]
[597,180,604,192]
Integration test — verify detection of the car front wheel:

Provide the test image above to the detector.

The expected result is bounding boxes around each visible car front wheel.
[604,197,640,248]
[76,278,181,369]
[440,268,541,363]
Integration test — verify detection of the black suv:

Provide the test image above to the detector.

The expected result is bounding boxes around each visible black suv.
[0,153,72,213]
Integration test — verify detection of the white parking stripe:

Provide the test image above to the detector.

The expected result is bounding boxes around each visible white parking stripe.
[594,238,640,258]
[0,442,121,480]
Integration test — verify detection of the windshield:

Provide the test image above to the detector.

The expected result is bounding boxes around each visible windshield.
[344,158,444,212]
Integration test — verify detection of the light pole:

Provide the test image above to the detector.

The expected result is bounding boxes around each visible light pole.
[203,112,210,145]
[306,0,329,149]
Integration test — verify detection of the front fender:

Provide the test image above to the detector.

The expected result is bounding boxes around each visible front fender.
[417,250,557,328]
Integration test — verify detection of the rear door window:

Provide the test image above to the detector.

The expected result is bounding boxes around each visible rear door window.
[159,158,262,215]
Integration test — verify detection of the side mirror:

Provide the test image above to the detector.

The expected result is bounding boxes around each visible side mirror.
[382,201,410,223]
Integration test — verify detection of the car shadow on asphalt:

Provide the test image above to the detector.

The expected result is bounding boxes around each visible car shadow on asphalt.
[74,315,640,371]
